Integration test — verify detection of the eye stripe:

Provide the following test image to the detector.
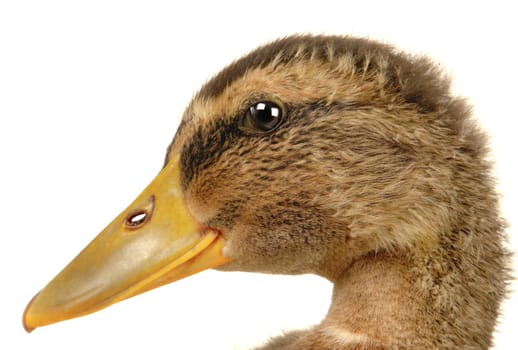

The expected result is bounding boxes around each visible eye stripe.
[178,100,363,188]
[180,119,243,188]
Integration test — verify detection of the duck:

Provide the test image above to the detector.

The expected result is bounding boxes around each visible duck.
[23,34,509,349]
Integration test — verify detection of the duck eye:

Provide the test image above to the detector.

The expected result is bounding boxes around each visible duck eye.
[244,101,283,132]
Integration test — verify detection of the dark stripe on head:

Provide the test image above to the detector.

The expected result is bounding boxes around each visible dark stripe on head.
[197,35,376,99]
[197,34,451,113]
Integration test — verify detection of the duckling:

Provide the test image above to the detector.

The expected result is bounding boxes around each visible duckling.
[23,35,509,349]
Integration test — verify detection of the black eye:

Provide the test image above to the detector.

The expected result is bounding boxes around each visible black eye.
[244,101,284,132]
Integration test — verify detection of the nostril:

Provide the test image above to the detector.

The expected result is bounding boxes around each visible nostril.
[123,195,155,229]
[125,210,149,228]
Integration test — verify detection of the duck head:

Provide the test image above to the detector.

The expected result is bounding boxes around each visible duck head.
[23,35,482,332]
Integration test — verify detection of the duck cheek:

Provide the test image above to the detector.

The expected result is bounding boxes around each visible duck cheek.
[236,232,311,274]
[207,227,266,273]
[210,246,258,273]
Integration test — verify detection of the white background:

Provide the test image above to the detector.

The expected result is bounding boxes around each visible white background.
[1,1,516,349]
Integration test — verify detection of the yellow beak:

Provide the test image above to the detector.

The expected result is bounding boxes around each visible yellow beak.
[23,155,231,332]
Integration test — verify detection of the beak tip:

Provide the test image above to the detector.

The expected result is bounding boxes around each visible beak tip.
[23,324,36,334]
[22,293,39,333]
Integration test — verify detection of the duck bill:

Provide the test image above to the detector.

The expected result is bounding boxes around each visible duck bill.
[23,155,231,332]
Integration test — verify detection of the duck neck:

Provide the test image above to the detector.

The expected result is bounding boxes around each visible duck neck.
[322,252,423,348]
